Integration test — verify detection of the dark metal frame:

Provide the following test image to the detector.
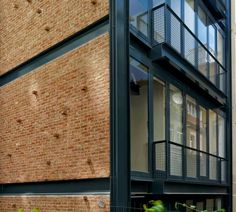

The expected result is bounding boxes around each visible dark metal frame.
[110,0,131,211]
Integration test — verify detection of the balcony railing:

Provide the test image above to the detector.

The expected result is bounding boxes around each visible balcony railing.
[153,141,227,184]
[151,4,226,93]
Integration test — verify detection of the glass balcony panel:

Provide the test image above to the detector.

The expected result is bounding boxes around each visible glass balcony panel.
[219,67,225,92]
[221,160,226,182]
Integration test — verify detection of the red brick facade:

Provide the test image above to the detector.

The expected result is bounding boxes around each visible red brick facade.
[0,33,110,183]
[0,0,109,76]
[0,195,110,212]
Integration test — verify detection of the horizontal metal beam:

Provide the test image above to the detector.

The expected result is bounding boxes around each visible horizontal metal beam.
[0,15,109,87]
[0,178,110,195]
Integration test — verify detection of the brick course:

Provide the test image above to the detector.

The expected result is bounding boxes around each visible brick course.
[0,195,110,212]
[0,0,109,76]
[0,33,110,183]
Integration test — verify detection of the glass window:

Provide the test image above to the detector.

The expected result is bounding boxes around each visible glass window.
[170,85,183,144]
[218,115,225,158]
[154,77,166,141]
[209,110,217,155]
[186,96,197,178]
[130,0,148,37]
[198,6,207,45]
[209,24,216,56]
[170,85,183,177]
[153,0,165,7]
[170,0,181,17]
[184,0,195,32]
[200,106,207,177]
[154,78,166,172]
[217,30,224,65]
[209,110,217,180]
[130,58,149,172]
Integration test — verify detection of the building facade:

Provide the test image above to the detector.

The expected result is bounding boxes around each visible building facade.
[129,0,231,211]
[0,0,232,211]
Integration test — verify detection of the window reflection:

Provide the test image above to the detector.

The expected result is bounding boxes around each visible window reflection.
[130,58,149,172]
[186,96,197,178]
[200,106,207,177]
[170,85,183,144]
[129,0,148,37]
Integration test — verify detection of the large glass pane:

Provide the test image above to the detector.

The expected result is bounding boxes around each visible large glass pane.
[209,110,217,155]
[198,6,207,45]
[130,58,149,172]
[153,77,166,141]
[153,0,165,7]
[209,24,216,56]
[130,0,148,37]
[170,85,183,144]
[186,96,197,149]
[170,0,181,17]
[184,0,195,32]
[209,110,217,180]
[218,115,225,158]
[186,96,197,178]
[217,30,224,65]
[200,107,207,177]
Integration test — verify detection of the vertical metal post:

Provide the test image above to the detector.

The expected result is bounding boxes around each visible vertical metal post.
[110,0,130,211]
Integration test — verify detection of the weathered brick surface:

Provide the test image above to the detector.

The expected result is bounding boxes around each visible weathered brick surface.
[0,33,110,183]
[0,195,110,212]
[0,0,109,76]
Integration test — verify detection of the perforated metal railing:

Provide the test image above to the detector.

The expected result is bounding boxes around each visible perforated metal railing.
[153,141,227,184]
[151,4,226,93]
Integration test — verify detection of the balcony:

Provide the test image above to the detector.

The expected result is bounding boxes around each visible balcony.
[203,0,226,20]
[151,4,226,93]
[153,141,227,185]
[130,4,226,97]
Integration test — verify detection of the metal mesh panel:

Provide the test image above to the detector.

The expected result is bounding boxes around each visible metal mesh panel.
[198,44,208,77]
[170,144,182,176]
[186,149,197,178]
[169,13,181,53]
[209,156,217,180]
[209,55,217,85]
[200,153,207,177]
[155,142,166,171]
[184,29,196,66]
[221,160,227,182]
[153,7,165,43]
[219,67,225,93]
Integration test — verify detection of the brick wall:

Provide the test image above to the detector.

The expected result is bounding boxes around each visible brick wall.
[0,195,110,212]
[0,0,109,76]
[0,33,110,183]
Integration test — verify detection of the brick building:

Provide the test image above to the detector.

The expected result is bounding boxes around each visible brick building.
[0,0,232,211]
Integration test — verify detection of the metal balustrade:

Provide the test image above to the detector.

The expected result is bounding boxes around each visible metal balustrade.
[153,141,227,184]
[151,4,226,93]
